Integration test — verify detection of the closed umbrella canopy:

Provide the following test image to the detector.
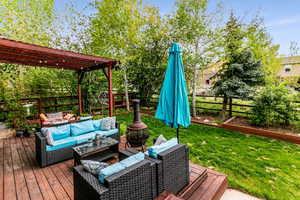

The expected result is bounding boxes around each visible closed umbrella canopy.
[155,43,191,139]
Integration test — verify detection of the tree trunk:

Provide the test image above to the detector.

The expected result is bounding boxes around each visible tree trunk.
[221,95,228,120]
[123,67,130,111]
[191,67,198,117]
[191,41,199,117]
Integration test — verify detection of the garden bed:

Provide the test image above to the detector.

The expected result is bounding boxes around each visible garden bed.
[192,113,222,127]
[222,116,300,144]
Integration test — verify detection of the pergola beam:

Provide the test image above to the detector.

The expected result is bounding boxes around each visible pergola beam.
[0,38,119,117]
[0,38,118,71]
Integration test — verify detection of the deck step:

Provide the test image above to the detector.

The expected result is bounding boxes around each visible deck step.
[183,163,228,200]
[156,191,184,200]
[178,168,208,199]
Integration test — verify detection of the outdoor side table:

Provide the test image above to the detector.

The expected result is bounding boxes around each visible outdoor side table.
[73,137,119,166]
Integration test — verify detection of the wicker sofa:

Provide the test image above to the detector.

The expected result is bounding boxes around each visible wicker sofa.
[73,150,156,200]
[35,120,120,167]
[126,143,190,195]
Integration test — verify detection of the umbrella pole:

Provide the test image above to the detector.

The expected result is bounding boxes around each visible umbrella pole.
[177,126,180,143]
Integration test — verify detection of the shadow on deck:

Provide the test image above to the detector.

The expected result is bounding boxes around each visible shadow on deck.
[0,136,227,200]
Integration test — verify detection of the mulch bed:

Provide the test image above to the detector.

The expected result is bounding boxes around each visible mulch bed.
[192,114,221,126]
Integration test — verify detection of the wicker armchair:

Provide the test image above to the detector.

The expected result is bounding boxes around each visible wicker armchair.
[73,151,155,200]
[35,123,120,168]
[126,143,190,195]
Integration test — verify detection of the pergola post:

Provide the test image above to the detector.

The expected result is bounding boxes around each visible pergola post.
[108,63,113,117]
[77,71,85,115]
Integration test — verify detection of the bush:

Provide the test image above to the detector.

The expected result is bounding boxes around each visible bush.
[251,85,298,127]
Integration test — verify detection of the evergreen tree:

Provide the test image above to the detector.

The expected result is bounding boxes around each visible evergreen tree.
[211,14,265,119]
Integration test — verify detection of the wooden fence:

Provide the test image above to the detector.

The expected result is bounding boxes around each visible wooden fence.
[0,96,79,121]
[1,93,299,123]
[148,94,300,118]
[0,93,136,122]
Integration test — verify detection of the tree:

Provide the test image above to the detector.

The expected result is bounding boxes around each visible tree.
[0,0,56,103]
[211,14,265,120]
[0,0,54,45]
[245,16,282,85]
[127,18,171,105]
[91,0,151,111]
[289,41,300,56]
[169,0,222,117]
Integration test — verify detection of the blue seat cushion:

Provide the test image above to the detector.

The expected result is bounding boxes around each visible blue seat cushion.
[94,129,118,137]
[92,119,103,130]
[98,152,145,183]
[70,120,95,136]
[99,162,125,183]
[46,137,76,151]
[120,152,145,168]
[42,124,71,145]
[74,132,97,144]
[148,138,178,159]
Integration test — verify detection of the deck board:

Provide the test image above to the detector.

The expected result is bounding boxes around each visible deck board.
[0,136,227,200]
[3,138,16,200]
[0,140,4,200]
[11,138,31,200]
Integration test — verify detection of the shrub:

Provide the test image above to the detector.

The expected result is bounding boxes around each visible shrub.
[251,85,298,127]
[93,115,104,120]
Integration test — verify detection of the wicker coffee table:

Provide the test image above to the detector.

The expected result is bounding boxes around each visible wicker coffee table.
[73,137,119,166]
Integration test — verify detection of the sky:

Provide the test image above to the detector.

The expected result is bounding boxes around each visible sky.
[55,0,300,55]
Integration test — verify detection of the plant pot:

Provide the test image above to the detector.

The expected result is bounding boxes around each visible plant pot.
[23,129,32,137]
[15,130,24,138]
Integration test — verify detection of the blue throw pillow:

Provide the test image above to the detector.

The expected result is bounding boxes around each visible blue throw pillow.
[70,120,95,136]
[148,138,178,158]
[92,119,103,130]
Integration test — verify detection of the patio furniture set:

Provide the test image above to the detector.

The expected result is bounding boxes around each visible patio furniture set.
[35,116,120,167]
[35,116,190,200]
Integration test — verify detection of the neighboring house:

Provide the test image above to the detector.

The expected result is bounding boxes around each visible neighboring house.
[279,56,300,78]
[196,61,222,95]
[196,56,300,94]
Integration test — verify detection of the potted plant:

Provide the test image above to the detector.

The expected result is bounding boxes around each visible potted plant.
[14,119,28,137]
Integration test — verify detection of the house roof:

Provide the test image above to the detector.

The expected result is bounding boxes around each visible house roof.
[0,38,118,71]
[281,56,300,65]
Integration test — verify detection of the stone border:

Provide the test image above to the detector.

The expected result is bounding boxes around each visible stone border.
[222,117,300,145]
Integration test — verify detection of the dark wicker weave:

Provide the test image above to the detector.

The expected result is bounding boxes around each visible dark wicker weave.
[73,151,154,200]
[126,144,189,195]
[35,123,120,168]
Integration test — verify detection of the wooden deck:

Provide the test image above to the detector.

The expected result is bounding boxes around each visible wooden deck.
[0,136,227,200]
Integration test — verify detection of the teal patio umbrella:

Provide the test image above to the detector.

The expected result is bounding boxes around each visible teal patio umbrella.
[155,43,191,142]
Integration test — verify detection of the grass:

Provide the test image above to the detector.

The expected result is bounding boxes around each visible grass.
[117,113,300,200]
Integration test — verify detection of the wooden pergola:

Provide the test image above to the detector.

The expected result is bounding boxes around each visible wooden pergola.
[0,38,118,116]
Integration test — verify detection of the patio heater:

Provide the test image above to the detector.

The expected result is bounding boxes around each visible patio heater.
[126,99,149,151]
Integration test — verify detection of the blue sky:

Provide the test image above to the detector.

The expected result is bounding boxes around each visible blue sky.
[55,0,300,55]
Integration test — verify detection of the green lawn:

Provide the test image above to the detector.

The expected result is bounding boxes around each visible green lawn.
[117,113,300,200]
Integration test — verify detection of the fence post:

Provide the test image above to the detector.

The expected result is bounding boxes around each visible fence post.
[54,97,58,112]
[38,98,42,114]
[229,98,232,118]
